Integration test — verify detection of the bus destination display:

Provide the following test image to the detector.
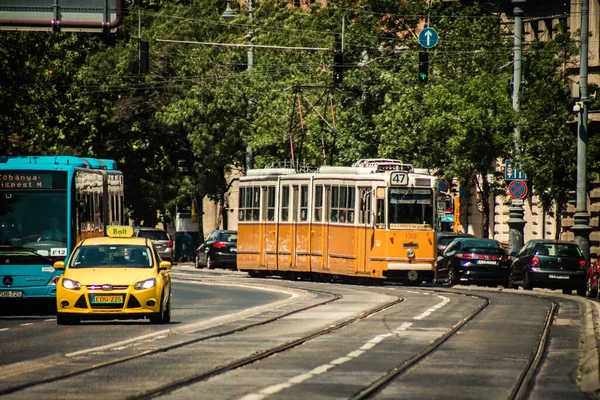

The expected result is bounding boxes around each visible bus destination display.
[0,172,55,189]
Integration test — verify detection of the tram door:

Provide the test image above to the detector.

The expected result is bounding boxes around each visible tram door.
[357,187,372,274]
[290,185,299,269]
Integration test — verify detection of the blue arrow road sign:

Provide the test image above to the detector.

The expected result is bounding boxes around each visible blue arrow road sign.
[419,27,438,49]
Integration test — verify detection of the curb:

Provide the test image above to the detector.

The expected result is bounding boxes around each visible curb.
[580,300,600,393]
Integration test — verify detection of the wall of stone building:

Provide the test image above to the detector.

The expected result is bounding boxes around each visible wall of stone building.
[200,171,241,238]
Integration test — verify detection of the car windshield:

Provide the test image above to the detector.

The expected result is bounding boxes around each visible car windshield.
[70,245,153,268]
[136,230,169,241]
[535,243,583,258]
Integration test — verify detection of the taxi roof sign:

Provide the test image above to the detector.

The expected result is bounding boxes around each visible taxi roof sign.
[106,225,134,238]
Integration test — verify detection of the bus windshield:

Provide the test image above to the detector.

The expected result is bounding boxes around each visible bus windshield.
[0,192,68,259]
[388,188,434,226]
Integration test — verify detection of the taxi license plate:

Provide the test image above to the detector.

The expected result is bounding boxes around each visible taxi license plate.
[549,274,569,280]
[91,295,124,304]
[0,291,23,298]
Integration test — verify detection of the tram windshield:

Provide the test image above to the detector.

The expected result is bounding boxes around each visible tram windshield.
[388,188,434,226]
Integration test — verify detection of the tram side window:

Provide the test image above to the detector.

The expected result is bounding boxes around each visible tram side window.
[252,187,260,221]
[359,188,372,225]
[330,185,355,223]
[376,198,385,227]
[238,186,260,221]
[330,186,339,222]
[300,185,308,221]
[281,186,290,221]
[314,185,323,222]
[267,186,276,221]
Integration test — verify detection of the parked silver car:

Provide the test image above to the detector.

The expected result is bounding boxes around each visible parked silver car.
[133,227,174,262]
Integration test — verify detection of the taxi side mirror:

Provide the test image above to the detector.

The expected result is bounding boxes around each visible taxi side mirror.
[159,261,172,270]
[54,261,65,270]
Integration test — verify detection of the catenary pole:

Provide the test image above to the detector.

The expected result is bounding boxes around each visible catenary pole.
[572,0,592,259]
[507,0,526,256]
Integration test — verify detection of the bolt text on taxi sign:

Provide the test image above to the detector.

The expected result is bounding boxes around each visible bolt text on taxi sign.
[106,226,134,238]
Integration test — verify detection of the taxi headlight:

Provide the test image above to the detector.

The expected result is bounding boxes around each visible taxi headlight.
[134,278,156,290]
[62,278,81,290]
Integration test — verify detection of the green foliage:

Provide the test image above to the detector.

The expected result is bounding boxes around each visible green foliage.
[0,0,587,234]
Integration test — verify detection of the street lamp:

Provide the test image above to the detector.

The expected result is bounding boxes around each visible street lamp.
[221,0,254,170]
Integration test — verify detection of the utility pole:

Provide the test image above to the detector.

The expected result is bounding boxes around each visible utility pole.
[572,0,592,259]
[507,0,526,256]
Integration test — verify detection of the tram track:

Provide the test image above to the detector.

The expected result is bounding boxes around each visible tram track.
[349,290,558,400]
[0,289,402,399]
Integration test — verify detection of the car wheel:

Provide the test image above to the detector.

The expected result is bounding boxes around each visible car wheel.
[577,285,587,297]
[586,278,598,298]
[195,253,202,269]
[448,268,458,285]
[207,255,214,270]
[150,292,170,324]
[522,272,533,290]
[562,287,572,295]
[506,272,516,289]
[57,313,80,325]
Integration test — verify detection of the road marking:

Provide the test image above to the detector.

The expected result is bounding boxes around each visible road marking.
[238,295,449,400]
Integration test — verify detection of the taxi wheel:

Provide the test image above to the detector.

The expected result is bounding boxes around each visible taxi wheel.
[57,313,80,325]
[150,294,171,324]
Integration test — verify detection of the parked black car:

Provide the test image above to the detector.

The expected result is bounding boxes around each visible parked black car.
[195,230,237,269]
[436,232,475,256]
[508,240,587,295]
[435,237,511,286]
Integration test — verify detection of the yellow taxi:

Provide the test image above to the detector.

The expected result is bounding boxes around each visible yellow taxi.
[55,226,172,325]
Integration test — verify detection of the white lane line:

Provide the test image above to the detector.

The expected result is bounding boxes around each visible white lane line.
[414,295,450,320]
[238,321,414,400]
[19,323,33,326]
[238,295,449,400]
[0,328,8,332]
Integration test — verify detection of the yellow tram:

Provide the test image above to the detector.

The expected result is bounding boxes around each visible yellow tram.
[237,159,438,284]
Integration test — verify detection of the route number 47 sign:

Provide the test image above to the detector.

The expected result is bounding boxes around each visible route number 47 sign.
[390,171,408,186]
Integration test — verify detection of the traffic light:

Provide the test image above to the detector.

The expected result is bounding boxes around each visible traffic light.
[333,51,344,85]
[139,40,149,74]
[418,51,429,83]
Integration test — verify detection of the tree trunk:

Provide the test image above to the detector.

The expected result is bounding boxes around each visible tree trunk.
[480,174,490,239]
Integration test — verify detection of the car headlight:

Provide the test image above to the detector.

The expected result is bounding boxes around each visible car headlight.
[62,278,81,290]
[134,278,156,290]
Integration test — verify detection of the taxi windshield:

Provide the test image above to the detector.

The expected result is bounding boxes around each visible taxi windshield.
[70,245,153,268]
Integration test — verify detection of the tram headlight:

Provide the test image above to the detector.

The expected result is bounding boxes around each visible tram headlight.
[61,278,81,290]
[407,249,415,258]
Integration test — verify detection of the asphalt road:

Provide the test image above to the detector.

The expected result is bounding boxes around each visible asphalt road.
[0,264,596,399]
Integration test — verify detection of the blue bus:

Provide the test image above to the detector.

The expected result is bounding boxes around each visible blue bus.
[0,156,125,308]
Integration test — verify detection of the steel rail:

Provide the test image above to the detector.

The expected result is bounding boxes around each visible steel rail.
[130,297,403,399]
[0,288,345,396]
[350,291,490,400]
[509,301,558,400]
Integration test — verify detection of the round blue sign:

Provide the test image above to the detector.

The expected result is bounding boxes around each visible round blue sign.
[418,27,438,49]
